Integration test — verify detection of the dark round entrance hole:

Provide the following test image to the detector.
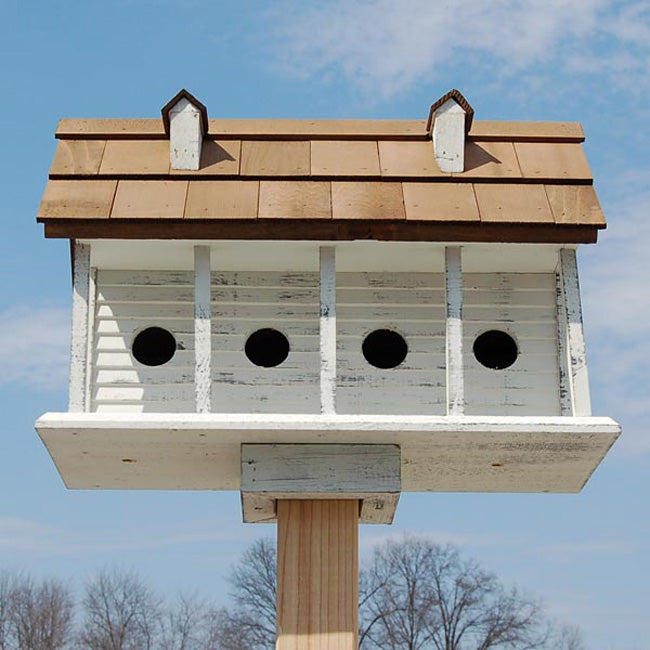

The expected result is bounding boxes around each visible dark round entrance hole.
[245,328,290,368]
[132,327,177,366]
[362,329,408,369]
[473,330,518,370]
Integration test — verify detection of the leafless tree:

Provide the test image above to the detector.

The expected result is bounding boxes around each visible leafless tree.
[220,538,277,650]
[0,571,15,650]
[77,568,161,650]
[9,576,74,650]
[360,537,548,650]
[548,624,585,650]
[159,593,229,650]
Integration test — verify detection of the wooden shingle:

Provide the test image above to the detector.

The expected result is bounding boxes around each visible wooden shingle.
[515,143,592,180]
[100,140,170,175]
[332,182,405,220]
[475,184,554,223]
[112,181,187,218]
[460,141,522,178]
[379,141,441,177]
[38,180,116,219]
[403,183,479,222]
[545,185,605,225]
[241,141,310,176]
[50,140,106,175]
[312,141,381,176]
[259,181,331,219]
[185,181,258,219]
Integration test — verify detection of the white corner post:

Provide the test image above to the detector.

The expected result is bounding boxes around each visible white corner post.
[558,248,592,417]
[445,246,464,415]
[69,242,91,412]
[432,99,467,173]
[169,98,204,170]
[194,246,212,413]
[320,246,336,415]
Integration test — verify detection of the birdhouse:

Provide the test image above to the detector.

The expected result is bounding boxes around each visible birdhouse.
[35,89,620,522]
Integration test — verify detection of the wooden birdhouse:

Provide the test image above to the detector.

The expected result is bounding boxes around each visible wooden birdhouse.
[35,88,621,648]
[35,89,620,506]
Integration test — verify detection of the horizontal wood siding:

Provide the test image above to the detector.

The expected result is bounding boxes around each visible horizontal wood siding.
[463,273,560,416]
[93,270,194,412]
[337,272,446,415]
[211,272,320,413]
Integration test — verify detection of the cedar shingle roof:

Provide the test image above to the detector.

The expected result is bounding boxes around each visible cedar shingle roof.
[37,115,606,243]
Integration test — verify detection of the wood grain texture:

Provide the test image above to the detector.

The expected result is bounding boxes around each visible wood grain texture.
[312,141,380,176]
[545,185,605,225]
[475,184,554,223]
[259,181,331,219]
[99,140,170,174]
[111,180,188,218]
[41,219,601,244]
[241,141,310,176]
[50,140,106,175]
[331,182,405,220]
[379,141,441,177]
[559,249,591,416]
[185,180,258,219]
[38,180,117,219]
[460,141,522,178]
[515,143,592,180]
[70,243,91,412]
[276,500,358,650]
[403,182,479,221]
[173,139,240,175]
[56,119,583,141]
[320,247,336,414]
[194,246,211,413]
[445,247,464,415]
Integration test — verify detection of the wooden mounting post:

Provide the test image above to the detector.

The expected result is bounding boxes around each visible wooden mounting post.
[277,500,358,650]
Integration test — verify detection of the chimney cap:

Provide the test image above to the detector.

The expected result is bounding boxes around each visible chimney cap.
[426,89,474,135]
[161,89,209,135]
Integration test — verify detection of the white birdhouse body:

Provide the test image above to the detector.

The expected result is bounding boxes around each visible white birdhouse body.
[35,90,619,497]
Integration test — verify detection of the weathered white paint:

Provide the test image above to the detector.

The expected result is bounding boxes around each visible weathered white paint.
[35,412,620,493]
[555,270,572,415]
[337,272,446,415]
[241,443,400,524]
[559,249,592,416]
[463,273,561,416]
[320,247,336,414]
[445,247,464,415]
[211,271,320,414]
[84,267,97,411]
[194,246,211,413]
[92,270,194,413]
[169,97,204,170]
[432,98,466,173]
[70,242,91,412]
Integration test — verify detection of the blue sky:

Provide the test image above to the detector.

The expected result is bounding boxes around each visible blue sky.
[1,0,649,647]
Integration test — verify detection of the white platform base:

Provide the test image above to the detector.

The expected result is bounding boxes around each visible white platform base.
[34,413,620,493]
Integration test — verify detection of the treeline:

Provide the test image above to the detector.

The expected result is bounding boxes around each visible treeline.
[0,537,585,649]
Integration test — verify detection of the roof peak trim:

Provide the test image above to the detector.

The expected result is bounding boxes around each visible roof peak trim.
[427,89,474,135]
[161,89,209,135]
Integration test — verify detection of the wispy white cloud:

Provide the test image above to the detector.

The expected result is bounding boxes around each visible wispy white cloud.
[271,0,649,98]
[0,305,69,391]
[0,516,258,555]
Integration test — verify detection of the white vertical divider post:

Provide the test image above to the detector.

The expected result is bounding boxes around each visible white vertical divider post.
[555,269,572,416]
[84,267,97,411]
[320,246,336,415]
[69,241,90,412]
[194,245,212,413]
[559,248,592,417]
[445,246,464,415]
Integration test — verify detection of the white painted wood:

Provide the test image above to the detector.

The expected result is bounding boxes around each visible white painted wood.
[320,247,337,414]
[559,249,592,416]
[194,246,211,413]
[337,272,446,416]
[445,247,464,415]
[169,97,203,171]
[211,271,320,414]
[92,269,194,413]
[241,444,400,493]
[84,267,97,411]
[70,242,91,412]
[35,412,620,493]
[556,270,572,415]
[463,272,561,417]
[432,98,466,173]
